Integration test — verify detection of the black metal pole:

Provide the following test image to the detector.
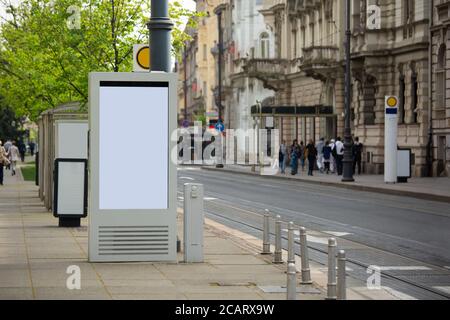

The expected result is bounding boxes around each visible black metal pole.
[147,0,174,72]
[215,7,224,168]
[342,0,354,182]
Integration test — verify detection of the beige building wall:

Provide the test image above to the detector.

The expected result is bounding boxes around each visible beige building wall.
[177,0,224,126]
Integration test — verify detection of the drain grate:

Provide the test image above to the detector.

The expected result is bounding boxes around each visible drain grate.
[210,282,256,287]
[258,286,321,294]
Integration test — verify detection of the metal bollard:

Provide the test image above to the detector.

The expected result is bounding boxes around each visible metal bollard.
[286,262,297,300]
[326,238,337,300]
[287,222,295,265]
[183,183,204,263]
[273,215,283,264]
[337,250,347,300]
[262,209,271,255]
[299,227,312,285]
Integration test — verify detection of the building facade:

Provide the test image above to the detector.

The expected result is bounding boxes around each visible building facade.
[177,0,222,126]
[179,0,450,177]
[240,0,432,176]
[212,0,276,155]
[431,0,450,177]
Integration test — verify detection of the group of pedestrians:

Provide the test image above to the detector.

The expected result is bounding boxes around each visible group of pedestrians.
[0,139,22,185]
[279,137,363,177]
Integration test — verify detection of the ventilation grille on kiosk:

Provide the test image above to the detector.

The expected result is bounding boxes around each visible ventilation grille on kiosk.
[98,226,169,256]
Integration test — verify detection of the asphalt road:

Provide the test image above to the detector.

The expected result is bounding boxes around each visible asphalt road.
[177,167,450,300]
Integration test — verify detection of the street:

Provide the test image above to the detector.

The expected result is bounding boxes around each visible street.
[177,167,450,300]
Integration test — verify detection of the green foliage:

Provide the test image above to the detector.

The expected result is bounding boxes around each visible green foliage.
[0,96,23,140]
[0,0,199,120]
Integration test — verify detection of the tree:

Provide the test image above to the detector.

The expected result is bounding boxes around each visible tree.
[0,0,199,120]
[0,96,24,140]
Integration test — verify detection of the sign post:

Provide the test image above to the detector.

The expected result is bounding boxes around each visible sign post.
[385,96,399,184]
[88,72,177,262]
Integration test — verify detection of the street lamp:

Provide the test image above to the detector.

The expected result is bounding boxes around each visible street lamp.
[214,5,226,169]
[147,0,173,72]
[256,100,263,174]
[342,0,355,182]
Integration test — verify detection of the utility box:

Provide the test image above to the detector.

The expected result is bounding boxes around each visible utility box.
[88,72,177,263]
[184,183,204,263]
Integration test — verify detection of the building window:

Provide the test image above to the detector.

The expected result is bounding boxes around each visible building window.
[301,26,306,49]
[404,0,414,24]
[292,28,297,58]
[403,0,414,38]
[260,32,270,59]
[437,45,447,109]
[411,72,418,123]
[399,75,406,124]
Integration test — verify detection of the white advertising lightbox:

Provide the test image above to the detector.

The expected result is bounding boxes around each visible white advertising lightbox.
[53,121,89,221]
[88,72,177,262]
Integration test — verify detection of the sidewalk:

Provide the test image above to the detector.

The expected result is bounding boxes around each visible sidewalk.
[0,165,324,300]
[202,164,450,203]
[0,163,410,300]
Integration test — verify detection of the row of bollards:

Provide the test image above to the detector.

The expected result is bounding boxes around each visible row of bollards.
[327,238,347,300]
[261,210,346,300]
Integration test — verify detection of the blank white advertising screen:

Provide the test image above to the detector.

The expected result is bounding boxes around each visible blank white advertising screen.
[57,122,88,159]
[57,162,86,215]
[99,82,169,210]
[397,150,410,177]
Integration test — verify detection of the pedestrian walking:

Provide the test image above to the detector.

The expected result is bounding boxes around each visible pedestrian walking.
[279,140,287,174]
[0,140,10,186]
[316,138,325,173]
[299,141,306,171]
[18,140,26,163]
[9,141,20,176]
[3,139,12,170]
[352,137,363,175]
[29,141,36,156]
[329,139,336,174]
[323,141,332,174]
[305,139,318,176]
[290,140,300,175]
[335,137,345,176]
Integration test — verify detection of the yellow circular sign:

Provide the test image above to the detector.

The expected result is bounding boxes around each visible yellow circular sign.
[387,96,398,107]
[137,47,150,70]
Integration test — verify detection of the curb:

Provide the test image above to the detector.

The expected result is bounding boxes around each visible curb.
[201,166,450,204]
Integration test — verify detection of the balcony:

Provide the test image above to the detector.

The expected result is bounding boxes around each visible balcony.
[239,58,289,91]
[300,46,340,81]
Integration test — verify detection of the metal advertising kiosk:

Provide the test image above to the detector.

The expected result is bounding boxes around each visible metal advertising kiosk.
[53,120,89,227]
[88,72,177,262]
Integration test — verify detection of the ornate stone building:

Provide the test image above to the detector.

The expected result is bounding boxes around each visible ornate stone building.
[431,0,450,177]
[237,0,432,176]
[180,0,449,177]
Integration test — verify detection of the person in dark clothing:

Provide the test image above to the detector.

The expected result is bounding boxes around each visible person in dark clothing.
[323,141,332,174]
[29,141,36,156]
[305,139,317,176]
[335,137,344,175]
[290,140,300,175]
[18,140,26,163]
[299,141,305,171]
[352,137,363,175]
